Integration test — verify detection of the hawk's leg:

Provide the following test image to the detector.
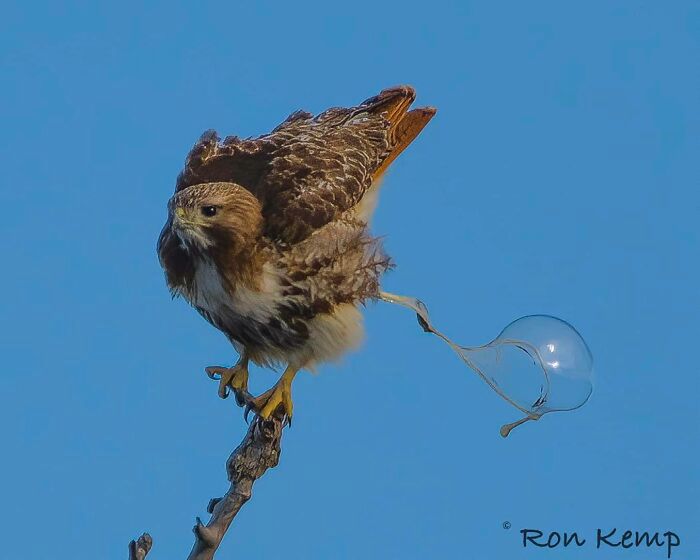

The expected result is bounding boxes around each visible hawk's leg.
[245,365,298,423]
[205,355,250,404]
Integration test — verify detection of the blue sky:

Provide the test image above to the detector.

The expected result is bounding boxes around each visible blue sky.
[1,1,697,558]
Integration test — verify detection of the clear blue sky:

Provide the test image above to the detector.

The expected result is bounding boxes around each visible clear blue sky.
[1,2,697,559]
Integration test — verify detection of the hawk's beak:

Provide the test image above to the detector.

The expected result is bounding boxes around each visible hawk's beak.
[171,207,191,235]
[173,206,189,228]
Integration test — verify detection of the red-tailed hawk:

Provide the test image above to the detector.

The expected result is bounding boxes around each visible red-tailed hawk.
[158,86,435,421]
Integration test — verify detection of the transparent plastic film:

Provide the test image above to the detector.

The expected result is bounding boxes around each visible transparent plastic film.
[380,292,594,437]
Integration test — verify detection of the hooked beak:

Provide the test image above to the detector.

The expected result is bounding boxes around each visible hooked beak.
[171,206,211,249]
[173,206,193,229]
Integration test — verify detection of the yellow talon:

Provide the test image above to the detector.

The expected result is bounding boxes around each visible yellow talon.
[249,366,298,421]
[205,357,249,400]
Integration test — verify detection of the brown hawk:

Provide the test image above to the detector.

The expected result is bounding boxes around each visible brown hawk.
[157,86,435,421]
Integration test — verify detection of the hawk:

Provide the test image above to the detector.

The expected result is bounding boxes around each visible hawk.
[157,86,435,421]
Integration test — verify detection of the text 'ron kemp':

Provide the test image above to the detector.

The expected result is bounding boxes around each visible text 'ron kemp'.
[520,528,681,558]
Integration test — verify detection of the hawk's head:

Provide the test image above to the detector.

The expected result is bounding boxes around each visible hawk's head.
[166,182,263,256]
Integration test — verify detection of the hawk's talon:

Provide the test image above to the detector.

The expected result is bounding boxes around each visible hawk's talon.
[243,403,253,424]
[219,383,230,400]
[205,367,223,381]
[204,363,249,403]
[243,367,297,423]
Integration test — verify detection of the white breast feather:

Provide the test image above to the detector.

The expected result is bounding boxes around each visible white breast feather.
[189,259,284,323]
[187,258,364,371]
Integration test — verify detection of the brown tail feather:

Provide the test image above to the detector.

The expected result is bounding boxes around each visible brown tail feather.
[375,106,436,179]
[361,85,436,180]
[359,85,417,121]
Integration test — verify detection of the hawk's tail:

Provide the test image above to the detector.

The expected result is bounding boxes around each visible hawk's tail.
[359,85,437,179]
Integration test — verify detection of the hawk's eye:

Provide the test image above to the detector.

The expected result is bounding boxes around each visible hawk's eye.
[201,205,218,217]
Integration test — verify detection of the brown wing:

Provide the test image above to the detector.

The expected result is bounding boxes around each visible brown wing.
[259,86,436,243]
[174,130,274,193]
[175,86,436,244]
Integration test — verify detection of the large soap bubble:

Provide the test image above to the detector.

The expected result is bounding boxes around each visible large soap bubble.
[380,293,594,437]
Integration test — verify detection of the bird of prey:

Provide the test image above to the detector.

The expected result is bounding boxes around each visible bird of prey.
[158,86,435,421]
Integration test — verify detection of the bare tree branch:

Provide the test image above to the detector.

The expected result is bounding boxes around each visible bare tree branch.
[128,533,153,560]
[128,415,284,559]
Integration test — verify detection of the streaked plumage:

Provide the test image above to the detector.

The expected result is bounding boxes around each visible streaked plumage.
[157,86,435,417]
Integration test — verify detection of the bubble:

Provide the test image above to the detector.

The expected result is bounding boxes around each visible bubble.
[380,293,594,437]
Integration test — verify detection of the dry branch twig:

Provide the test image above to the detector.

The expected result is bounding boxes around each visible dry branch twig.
[128,414,284,559]
[128,533,153,560]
